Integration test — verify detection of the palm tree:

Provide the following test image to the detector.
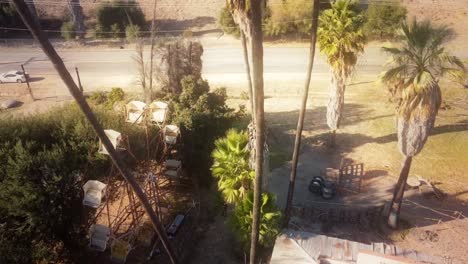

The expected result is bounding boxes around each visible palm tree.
[211,129,254,204]
[284,0,320,227]
[231,191,281,251]
[381,20,465,228]
[227,1,266,262]
[317,0,365,146]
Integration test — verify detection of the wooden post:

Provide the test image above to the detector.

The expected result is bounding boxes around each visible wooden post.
[21,64,34,100]
[75,67,83,93]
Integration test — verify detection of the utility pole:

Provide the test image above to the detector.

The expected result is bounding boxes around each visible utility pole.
[75,67,83,93]
[283,0,320,227]
[10,1,179,263]
[21,64,34,100]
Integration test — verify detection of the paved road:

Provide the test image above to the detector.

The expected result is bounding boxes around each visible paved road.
[0,39,466,98]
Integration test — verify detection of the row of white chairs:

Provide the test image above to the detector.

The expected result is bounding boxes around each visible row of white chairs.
[125,100,168,125]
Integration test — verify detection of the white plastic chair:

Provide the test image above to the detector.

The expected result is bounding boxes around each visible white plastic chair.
[99,129,123,155]
[164,159,181,170]
[164,167,181,181]
[83,180,107,208]
[163,125,179,145]
[149,101,168,124]
[125,101,147,124]
[89,224,111,252]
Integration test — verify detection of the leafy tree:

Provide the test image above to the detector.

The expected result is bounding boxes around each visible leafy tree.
[125,24,141,42]
[212,129,254,204]
[61,21,76,40]
[219,5,240,37]
[318,0,365,146]
[231,191,282,250]
[169,75,239,185]
[364,2,407,39]
[95,0,145,33]
[381,20,465,228]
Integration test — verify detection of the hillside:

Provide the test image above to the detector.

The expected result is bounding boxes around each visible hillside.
[35,0,225,31]
[32,0,468,46]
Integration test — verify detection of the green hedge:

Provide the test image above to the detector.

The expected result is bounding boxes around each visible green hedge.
[0,103,154,263]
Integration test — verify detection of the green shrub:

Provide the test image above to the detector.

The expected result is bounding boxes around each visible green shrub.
[61,21,76,40]
[107,87,125,108]
[110,23,121,38]
[168,75,243,185]
[89,91,107,104]
[89,88,125,109]
[240,91,249,100]
[92,23,105,39]
[0,103,156,262]
[264,0,315,38]
[364,2,407,40]
[218,6,240,37]
[230,192,282,250]
[126,24,141,42]
[95,0,146,33]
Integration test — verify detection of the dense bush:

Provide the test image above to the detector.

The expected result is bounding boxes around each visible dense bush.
[218,6,240,37]
[95,0,145,34]
[89,87,125,109]
[110,23,121,38]
[91,23,105,39]
[61,21,76,40]
[0,104,153,263]
[263,0,315,38]
[167,75,244,184]
[363,2,407,40]
[125,24,141,42]
[220,1,317,38]
[0,3,23,30]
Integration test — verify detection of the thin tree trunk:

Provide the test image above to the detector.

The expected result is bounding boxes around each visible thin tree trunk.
[283,0,320,228]
[147,0,157,103]
[388,156,412,229]
[68,0,85,38]
[249,1,264,263]
[326,73,345,146]
[241,31,255,123]
[11,1,179,263]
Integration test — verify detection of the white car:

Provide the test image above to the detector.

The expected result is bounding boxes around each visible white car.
[0,71,28,84]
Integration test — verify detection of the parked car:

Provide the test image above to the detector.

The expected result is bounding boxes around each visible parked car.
[0,71,28,84]
[308,176,337,200]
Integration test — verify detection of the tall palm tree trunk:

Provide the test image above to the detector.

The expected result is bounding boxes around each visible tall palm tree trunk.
[11,1,179,263]
[249,0,265,263]
[326,72,345,146]
[67,0,85,38]
[284,0,320,228]
[241,31,255,123]
[388,156,412,228]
